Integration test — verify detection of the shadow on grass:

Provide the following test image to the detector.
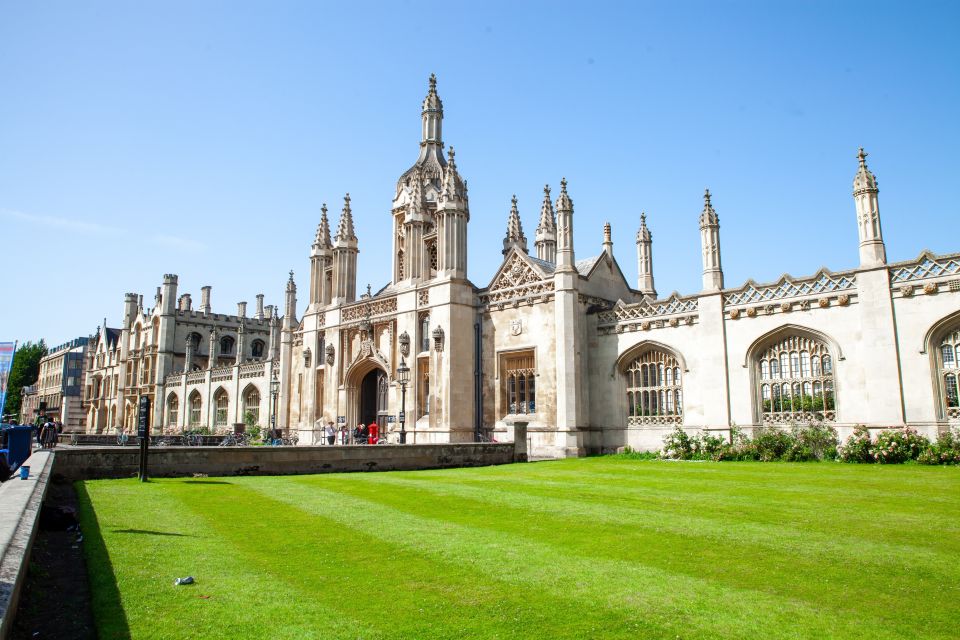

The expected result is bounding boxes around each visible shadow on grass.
[74,481,132,640]
[112,528,191,537]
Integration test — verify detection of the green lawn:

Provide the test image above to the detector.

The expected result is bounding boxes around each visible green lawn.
[77,459,960,640]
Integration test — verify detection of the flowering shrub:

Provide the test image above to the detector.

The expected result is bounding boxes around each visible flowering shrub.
[751,427,794,461]
[661,427,694,460]
[838,425,873,463]
[918,428,960,465]
[787,424,839,461]
[871,428,929,464]
[691,432,729,461]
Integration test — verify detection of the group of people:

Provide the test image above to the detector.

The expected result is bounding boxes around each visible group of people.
[34,414,62,449]
[321,421,382,445]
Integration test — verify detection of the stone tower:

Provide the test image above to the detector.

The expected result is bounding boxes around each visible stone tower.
[332,194,358,304]
[636,213,656,296]
[699,189,724,291]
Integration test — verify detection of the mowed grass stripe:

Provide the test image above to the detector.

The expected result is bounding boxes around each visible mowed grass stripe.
[363,473,958,582]
[246,474,899,640]
[78,479,372,640]
[177,478,666,640]
[415,461,960,548]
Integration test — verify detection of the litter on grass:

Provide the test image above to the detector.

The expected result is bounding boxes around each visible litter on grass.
[174,576,195,585]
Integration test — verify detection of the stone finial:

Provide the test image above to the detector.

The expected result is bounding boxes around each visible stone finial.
[537,184,556,233]
[700,188,719,227]
[287,270,296,292]
[439,146,466,204]
[853,147,878,194]
[603,222,612,243]
[314,203,332,250]
[503,195,528,253]
[422,73,443,114]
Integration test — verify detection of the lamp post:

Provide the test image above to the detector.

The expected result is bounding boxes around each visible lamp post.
[397,357,410,444]
[270,366,280,438]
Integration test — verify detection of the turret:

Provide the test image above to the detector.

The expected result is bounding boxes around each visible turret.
[255,294,265,320]
[283,270,298,331]
[310,203,333,307]
[436,146,469,278]
[534,185,557,263]
[123,293,138,329]
[853,148,887,267]
[502,195,528,256]
[699,189,724,291]
[332,194,359,304]
[636,213,656,297]
[555,178,576,272]
[207,328,218,369]
[237,301,247,318]
[421,73,443,146]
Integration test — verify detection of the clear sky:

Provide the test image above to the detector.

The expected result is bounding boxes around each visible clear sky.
[1,1,958,347]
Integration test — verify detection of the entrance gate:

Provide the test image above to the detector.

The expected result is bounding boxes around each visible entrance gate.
[359,369,389,429]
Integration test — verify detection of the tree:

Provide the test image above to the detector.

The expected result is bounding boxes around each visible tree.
[5,340,46,419]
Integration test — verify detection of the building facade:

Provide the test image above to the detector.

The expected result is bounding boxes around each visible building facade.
[277,76,960,457]
[83,277,280,434]
[22,337,90,431]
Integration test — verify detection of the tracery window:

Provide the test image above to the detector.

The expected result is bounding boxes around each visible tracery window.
[243,387,261,424]
[251,340,265,359]
[625,349,682,425]
[938,329,960,420]
[189,392,202,426]
[220,336,235,355]
[214,389,229,429]
[757,335,835,423]
[502,350,536,416]
[419,314,430,353]
[417,358,430,416]
[167,394,179,427]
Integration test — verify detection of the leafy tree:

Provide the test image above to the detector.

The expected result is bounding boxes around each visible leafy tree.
[5,340,46,418]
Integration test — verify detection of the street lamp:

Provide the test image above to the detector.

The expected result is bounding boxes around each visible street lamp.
[270,367,280,438]
[397,357,410,444]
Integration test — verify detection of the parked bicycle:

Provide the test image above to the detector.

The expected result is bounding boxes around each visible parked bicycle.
[116,429,129,446]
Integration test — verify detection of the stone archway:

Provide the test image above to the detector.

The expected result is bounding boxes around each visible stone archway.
[344,357,390,430]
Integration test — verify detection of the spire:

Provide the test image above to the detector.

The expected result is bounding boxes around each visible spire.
[636,212,655,296]
[335,193,357,243]
[420,73,443,145]
[284,270,297,329]
[503,195,528,255]
[313,203,332,250]
[852,148,885,266]
[555,177,573,213]
[602,222,613,256]
[439,146,467,204]
[853,146,878,194]
[535,184,557,263]
[637,212,651,242]
[699,189,718,226]
[287,270,296,293]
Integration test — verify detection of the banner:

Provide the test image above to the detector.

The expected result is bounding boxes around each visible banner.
[0,342,15,420]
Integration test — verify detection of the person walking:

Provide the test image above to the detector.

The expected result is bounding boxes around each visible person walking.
[324,421,336,445]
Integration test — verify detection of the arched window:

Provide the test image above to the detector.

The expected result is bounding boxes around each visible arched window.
[624,348,683,425]
[220,336,235,355]
[214,389,229,429]
[167,394,179,427]
[189,392,202,427]
[757,334,835,423]
[938,329,960,420]
[251,340,265,359]
[243,386,261,424]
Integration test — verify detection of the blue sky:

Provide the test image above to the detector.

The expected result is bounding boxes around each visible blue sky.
[1,1,958,347]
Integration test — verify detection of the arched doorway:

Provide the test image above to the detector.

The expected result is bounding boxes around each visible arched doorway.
[359,368,388,428]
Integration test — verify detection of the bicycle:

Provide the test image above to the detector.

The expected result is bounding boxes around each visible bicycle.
[116,430,129,446]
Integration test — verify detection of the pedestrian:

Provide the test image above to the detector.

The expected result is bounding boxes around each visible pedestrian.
[325,421,336,446]
[354,422,363,445]
[339,425,348,445]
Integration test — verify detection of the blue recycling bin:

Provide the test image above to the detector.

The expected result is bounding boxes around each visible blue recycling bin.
[2,426,34,470]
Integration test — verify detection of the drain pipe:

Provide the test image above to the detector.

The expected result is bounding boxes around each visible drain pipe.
[474,316,483,442]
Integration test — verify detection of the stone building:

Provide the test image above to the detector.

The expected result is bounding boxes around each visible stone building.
[278,76,960,457]
[83,277,280,434]
[22,337,89,431]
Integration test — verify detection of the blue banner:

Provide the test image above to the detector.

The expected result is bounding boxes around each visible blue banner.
[0,342,15,420]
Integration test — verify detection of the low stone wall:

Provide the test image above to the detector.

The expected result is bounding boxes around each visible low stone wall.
[0,451,53,640]
[51,442,518,481]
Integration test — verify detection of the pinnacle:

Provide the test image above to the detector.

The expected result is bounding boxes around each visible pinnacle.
[537,184,556,233]
[336,193,357,241]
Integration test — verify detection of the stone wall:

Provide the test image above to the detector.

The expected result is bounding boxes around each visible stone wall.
[51,442,517,481]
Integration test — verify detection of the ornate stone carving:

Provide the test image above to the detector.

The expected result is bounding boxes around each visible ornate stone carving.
[890,253,960,284]
[510,319,523,336]
[818,297,830,308]
[801,300,811,311]
[746,307,757,318]
[418,289,429,306]
[838,294,850,306]
[399,331,410,357]
[303,347,311,367]
[724,270,856,307]
[729,309,741,320]
[342,297,398,322]
[669,318,679,327]
[641,321,651,330]
[924,282,938,295]
[432,325,445,352]
[901,285,915,297]
[325,343,335,365]
[781,302,792,313]
[595,294,698,327]
[764,304,776,315]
